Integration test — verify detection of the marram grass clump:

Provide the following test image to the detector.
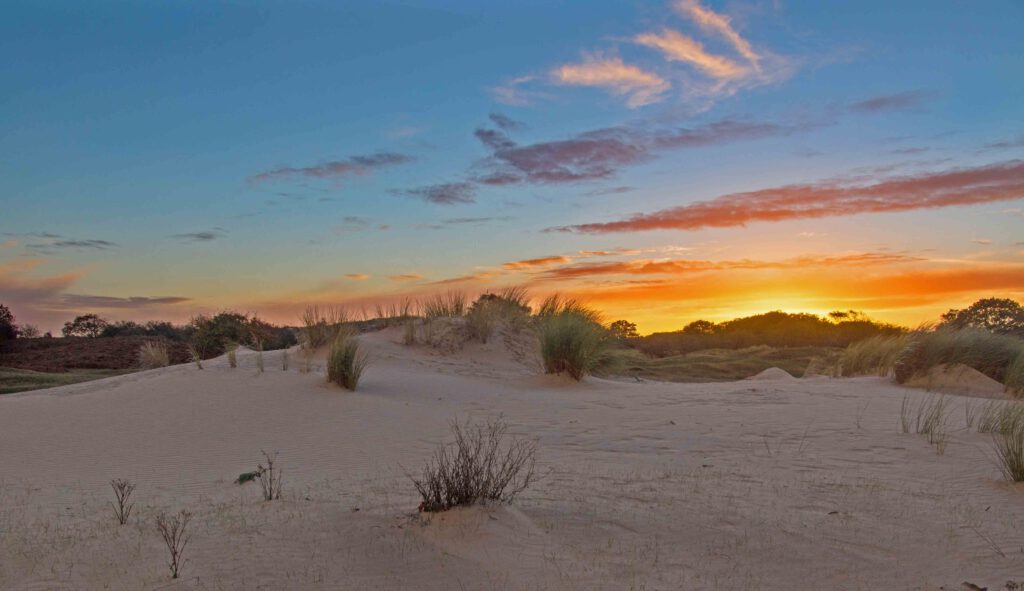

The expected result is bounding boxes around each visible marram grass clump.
[326,330,368,391]
[838,334,908,376]
[893,327,1024,384]
[138,341,170,369]
[537,297,607,381]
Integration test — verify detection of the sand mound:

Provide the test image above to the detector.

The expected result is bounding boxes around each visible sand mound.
[746,367,798,381]
[903,363,1006,398]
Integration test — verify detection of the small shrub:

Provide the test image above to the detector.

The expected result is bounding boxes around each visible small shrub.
[411,417,537,513]
[466,303,496,343]
[155,510,192,579]
[226,344,238,368]
[255,346,264,374]
[139,341,170,370]
[255,451,283,501]
[538,299,607,380]
[839,334,908,376]
[327,330,368,390]
[423,291,467,319]
[109,478,136,525]
[282,349,290,371]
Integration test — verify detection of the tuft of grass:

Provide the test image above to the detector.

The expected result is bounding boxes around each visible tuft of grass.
[281,349,289,371]
[537,298,607,381]
[403,319,417,345]
[894,327,1024,385]
[902,394,950,454]
[255,343,264,374]
[838,334,908,376]
[138,341,170,370]
[993,403,1024,481]
[465,287,533,343]
[411,416,536,513]
[326,330,368,390]
[226,343,238,368]
[422,291,467,319]
[977,400,1024,434]
[300,305,348,349]
[1007,352,1024,397]
[374,298,414,326]
[187,343,203,370]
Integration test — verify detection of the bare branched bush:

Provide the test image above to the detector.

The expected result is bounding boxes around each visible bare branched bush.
[327,329,368,390]
[155,510,192,579]
[109,478,136,525]
[139,342,170,369]
[255,451,283,501]
[411,417,537,512]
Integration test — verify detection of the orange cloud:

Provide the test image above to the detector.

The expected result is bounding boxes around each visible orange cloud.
[388,274,423,282]
[346,274,370,280]
[556,160,1024,233]
[551,55,670,107]
[502,255,572,270]
[634,29,748,79]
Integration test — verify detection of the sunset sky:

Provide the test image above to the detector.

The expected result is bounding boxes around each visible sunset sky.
[2,0,1023,334]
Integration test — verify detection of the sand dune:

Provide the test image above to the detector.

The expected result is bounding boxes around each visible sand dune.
[1,327,1022,590]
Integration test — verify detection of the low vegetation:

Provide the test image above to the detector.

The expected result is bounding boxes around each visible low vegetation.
[423,291,467,319]
[138,341,170,370]
[601,345,839,382]
[255,451,283,501]
[109,478,136,525]
[300,305,348,349]
[0,367,130,394]
[989,401,1024,481]
[155,510,192,580]
[893,327,1024,385]
[538,296,607,380]
[838,334,908,376]
[327,330,367,390]
[898,394,950,454]
[411,417,536,513]
[465,288,532,343]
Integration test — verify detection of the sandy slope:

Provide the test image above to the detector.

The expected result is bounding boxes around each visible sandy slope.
[1,327,1022,590]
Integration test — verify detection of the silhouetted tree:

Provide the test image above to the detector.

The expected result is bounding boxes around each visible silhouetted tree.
[940,298,1024,336]
[683,319,716,335]
[62,314,108,338]
[0,304,17,342]
[608,320,639,341]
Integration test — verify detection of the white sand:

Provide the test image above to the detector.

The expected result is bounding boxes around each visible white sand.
[2,327,1023,590]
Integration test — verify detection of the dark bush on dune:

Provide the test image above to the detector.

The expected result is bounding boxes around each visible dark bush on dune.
[188,312,297,357]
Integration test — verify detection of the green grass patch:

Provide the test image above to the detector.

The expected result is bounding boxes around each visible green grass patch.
[598,345,840,382]
[0,366,132,394]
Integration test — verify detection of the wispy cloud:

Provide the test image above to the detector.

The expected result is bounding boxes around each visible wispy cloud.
[635,29,748,80]
[674,0,761,67]
[58,294,191,308]
[249,152,413,185]
[849,91,931,113]
[489,113,524,131]
[551,55,670,108]
[24,238,118,252]
[979,134,1024,153]
[553,160,1024,233]
[389,273,424,282]
[393,182,476,205]
[346,273,370,280]
[488,75,549,107]
[169,228,227,242]
[502,255,573,270]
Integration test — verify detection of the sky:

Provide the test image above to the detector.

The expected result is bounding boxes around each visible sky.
[2,0,1023,335]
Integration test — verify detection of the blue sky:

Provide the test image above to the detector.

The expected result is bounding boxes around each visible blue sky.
[2,0,1022,333]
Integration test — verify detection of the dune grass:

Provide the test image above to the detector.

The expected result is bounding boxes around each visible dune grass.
[326,330,367,390]
[300,305,349,349]
[138,341,170,370]
[838,334,908,376]
[465,287,533,343]
[893,327,1024,385]
[422,291,467,319]
[988,401,1024,481]
[537,298,607,380]
[373,299,414,326]
[1007,352,1024,397]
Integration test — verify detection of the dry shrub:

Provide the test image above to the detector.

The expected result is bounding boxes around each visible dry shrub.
[186,344,203,370]
[226,343,238,368]
[139,341,170,370]
[327,329,368,390]
[412,417,537,512]
[255,451,283,501]
[155,510,192,579]
[110,478,136,525]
